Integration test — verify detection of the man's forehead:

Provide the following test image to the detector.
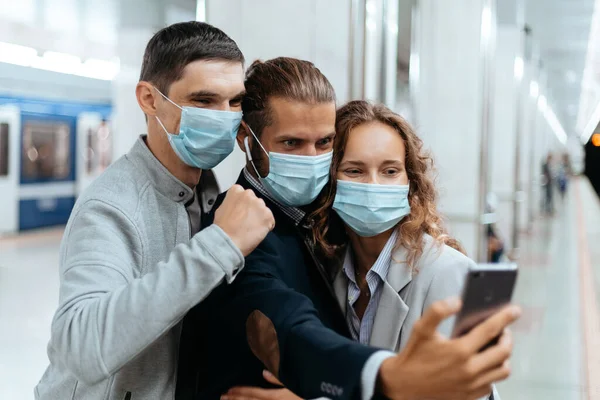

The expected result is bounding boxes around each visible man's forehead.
[269,98,336,120]
[178,59,245,96]
[263,99,336,140]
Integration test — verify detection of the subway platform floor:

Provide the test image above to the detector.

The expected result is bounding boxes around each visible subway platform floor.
[496,177,599,400]
[1,178,599,399]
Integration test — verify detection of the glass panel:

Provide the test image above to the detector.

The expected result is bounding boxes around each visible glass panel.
[0,123,8,176]
[22,121,71,180]
[84,120,112,175]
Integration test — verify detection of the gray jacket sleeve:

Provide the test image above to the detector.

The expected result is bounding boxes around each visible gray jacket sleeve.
[422,253,473,337]
[48,199,243,385]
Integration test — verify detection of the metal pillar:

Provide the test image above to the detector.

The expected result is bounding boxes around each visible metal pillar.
[476,0,497,262]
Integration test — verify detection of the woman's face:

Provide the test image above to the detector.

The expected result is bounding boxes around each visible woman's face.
[337,121,409,185]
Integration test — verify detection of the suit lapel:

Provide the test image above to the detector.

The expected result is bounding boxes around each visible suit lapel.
[369,246,413,350]
[333,268,348,316]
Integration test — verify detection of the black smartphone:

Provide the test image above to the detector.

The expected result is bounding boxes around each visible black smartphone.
[451,263,518,346]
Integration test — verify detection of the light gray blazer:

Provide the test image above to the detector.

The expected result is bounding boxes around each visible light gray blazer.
[333,234,500,399]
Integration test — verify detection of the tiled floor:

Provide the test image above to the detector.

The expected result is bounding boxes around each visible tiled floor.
[0,179,598,399]
[0,228,63,400]
[497,178,599,400]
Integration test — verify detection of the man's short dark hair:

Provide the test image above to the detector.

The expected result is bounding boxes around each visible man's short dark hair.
[140,21,244,95]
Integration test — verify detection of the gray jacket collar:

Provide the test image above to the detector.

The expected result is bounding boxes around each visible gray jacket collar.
[369,244,412,349]
[126,135,219,212]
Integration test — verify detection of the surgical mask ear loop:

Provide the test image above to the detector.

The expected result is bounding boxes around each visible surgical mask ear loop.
[154,87,183,110]
[244,136,262,178]
[245,124,269,156]
[155,115,171,135]
[153,87,183,136]
[243,123,270,178]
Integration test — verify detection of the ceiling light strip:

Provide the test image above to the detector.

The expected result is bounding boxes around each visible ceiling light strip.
[0,41,119,81]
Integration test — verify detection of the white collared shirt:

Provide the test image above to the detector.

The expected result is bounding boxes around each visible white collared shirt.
[343,229,399,344]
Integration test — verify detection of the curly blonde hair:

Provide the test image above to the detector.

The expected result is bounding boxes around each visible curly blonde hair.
[309,100,464,268]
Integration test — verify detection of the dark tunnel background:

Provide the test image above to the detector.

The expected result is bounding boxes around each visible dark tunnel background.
[585,138,600,197]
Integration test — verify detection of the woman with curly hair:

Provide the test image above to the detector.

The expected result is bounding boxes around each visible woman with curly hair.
[310,99,475,350]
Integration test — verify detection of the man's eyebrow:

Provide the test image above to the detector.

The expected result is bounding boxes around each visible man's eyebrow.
[187,90,220,99]
[231,90,246,99]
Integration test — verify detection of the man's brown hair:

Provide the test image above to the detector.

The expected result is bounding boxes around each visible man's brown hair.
[242,57,336,138]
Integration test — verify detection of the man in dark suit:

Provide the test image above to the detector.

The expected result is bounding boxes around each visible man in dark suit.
[176,57,519,400]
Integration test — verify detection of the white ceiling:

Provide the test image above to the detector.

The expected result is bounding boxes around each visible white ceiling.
[0,0,196,61]
[0,0,596,139]
[0,0,119,57]
[504,0,595,137]
[396,0,595,138]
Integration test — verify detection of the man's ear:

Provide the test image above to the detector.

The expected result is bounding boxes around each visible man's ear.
[236,120,251,154]
[136,81,159,118]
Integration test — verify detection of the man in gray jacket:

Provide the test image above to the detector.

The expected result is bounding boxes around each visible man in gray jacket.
[34,21,275,400]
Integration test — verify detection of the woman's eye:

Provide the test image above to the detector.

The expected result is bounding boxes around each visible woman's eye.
[283,140,297,147]
[345,169,360,175]
[385,169,398,175]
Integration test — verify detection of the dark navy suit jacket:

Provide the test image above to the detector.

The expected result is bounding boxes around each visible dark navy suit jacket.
[176,172,382,400]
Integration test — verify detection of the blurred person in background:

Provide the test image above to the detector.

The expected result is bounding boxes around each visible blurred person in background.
[34,21,275,400]
[485,193,505,263]
[487,225,505,263]
[541,153,555,215]
[178,60,520,400]
[557,152,572,200]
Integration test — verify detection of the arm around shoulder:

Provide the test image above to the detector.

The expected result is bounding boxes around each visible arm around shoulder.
[49,199,243,384]
[203,237,378,400]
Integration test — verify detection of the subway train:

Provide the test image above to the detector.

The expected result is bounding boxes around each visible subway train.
[585,134,600,196]
[0,95,112,234]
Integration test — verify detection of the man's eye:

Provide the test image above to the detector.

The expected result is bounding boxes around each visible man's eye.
[317,137,332,146]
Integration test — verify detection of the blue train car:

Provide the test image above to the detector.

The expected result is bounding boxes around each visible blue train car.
[0,95,111,232]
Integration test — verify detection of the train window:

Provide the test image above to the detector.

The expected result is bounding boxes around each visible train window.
[0,123,8,176]
[22,121,71,180]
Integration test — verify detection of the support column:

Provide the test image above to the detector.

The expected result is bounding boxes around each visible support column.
[207,0,353,104]
[489,25,520,250]
[517,61,536,233]
[526,58,542,226]
[411,0,495,260]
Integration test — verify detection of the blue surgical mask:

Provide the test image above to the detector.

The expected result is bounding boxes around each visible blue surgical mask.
[243,126,332,207]
[154,88,242,169]
[333,180,411,237]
